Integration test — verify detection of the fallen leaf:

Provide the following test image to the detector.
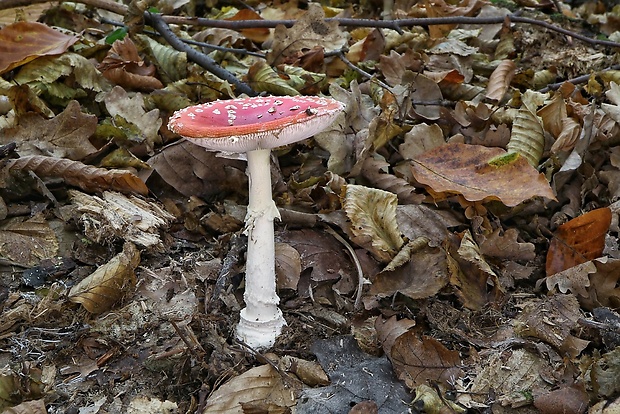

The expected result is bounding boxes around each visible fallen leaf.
[102,86,162,153]
[343,184,404,263]
[0,215,58,268]
[0,22,79,74]
[275,242,302,291]
[546,207,612,276]
[514,294,589,358]
[267,3,347,66]
[276,229,355,285]
[447,231,504,310]
[203,364,298,413]
[545,257,620,310]
[376,316,461,389]
[410,143,556,207]
[534,383,589,414]
[485,59,516,102]
[147,140,247,200]
[69,242,140,314]
[0,100,97,160]
[6,156,149,195]
[98,37,164,91]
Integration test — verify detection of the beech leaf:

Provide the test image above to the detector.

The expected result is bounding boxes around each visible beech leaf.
[0,22,79,74]
[410,143,556,207]
[69,242,140,314]
[6,155,149,195]
[546,207,612,276]
[343,184,404,263]
[485,59,516,102]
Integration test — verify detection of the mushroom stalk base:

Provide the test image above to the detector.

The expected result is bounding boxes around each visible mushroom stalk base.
[236,148,286,350]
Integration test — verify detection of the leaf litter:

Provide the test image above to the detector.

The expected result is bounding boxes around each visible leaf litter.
[0,0,619,413]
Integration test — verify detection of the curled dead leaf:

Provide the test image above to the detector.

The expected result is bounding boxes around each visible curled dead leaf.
[69,242,140,314]
[343,184,404,263]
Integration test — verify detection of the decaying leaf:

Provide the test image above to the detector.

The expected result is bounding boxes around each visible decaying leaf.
[0,22,79,74]
[546,207,611,276]
[275,242,302,291]
[545,257,620,310]
[246,60,300,96]
[411,143,556,207]
[267,3,347,66]
[98,37,164,91]
[343,184,404,263]
[102,86,162,153]
[69,242,140,314]
[412,384,466,414]
[514,294,589,358]
[447,231,504,310]
[276,229,355,285]
[0,214,58,268]
[376,316,462,389]
[361,155,424,204]
[369,242,449,302]
[147,140,247,199]
[6,155,149,195]
[485,59,516,102]
[0,100,97,160]
[203,364,298,413]
[68,190,174,248]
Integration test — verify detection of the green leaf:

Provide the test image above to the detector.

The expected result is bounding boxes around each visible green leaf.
[105,27,128,44]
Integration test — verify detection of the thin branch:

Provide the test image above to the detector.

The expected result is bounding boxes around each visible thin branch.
[539,64,620,92]
[333,50,391,90]
[3,0,620,51]
[145,12,257,96]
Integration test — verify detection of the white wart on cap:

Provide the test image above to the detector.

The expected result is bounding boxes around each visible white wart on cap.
[168,95,345,152]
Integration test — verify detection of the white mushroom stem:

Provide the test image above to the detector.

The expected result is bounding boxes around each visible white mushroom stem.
[236,148,286,349]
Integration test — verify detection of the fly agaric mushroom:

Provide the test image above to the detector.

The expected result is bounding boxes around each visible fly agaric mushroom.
[168,95,345,349]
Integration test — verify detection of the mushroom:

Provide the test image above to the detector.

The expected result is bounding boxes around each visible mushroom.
[168,95,345,349]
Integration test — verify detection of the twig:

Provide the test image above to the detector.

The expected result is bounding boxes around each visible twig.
[145,12,257,96]
[2,0,619,50]
[324,225,366,311]
[539,64,620,92]
[333,50,391,91]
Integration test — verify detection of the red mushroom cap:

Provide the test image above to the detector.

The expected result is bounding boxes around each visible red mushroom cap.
[168,95,345,152]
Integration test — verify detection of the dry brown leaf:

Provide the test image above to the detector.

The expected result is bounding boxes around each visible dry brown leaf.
[377,49,424,87]
[361,155,424,204]
[534,383,589,414]
[514,294,589,358]
[369,243,448,301]
[376,316,461,389]
[0,100,97,160]
[276,229,355,285]
[546,207,611,276]
[279,355,329,387]
[447,231,504,310]
[204,364,298,413]
[268,3,347,66]
[0,215,58,268]
[6,156,149,195]
[1,398,47,414]
[409,74,443,120]
[545,257,620,310]
[0,22,78,74]
[275,242,301,291]
[551,116,581,153]
[538,92,568,139]
[69,242,140,314]
[102,86,162,153]
[343,184,404,263]
[225,9,270,43]
[147,140,247,199]
[479,228,536,261]
[410,143,556,207]
[398,123,445,161]
[98,37,163,91]
[485,59,516,102]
